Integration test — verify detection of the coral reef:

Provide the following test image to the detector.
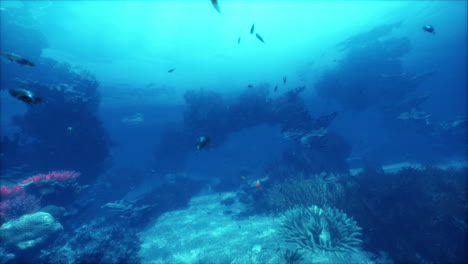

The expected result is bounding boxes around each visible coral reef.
[100,173,204,227]
[39,217,141,264]
[280,205,363,253]
[0,212,63,252]
[0,171,82,223]
[6,67,110,184]
[0,193,40,223]
[154,85,349,175]
[1,7,110,184]
[265,173,345,213]
[343,166,467,263]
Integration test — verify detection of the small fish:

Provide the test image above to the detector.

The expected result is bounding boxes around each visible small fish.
[283,76,287,84]
[66,126,73,133]
[238,37,241,44]
[1,52,34,66]
[196,136,210,150]
[255,180,261,189]
[255,33,264,43]
[121,113,144,125]
[9,88,42,104]
[211,0,221,14]
[168,68,175,73]
[250,24,255,34]
[422,25,435,34]
[274,85,278,92]
[247,85,253,88]
[241,176,246,180]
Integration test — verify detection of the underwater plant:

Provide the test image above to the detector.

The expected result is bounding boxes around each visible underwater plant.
[265,173,345,213]
[280,205,362,253]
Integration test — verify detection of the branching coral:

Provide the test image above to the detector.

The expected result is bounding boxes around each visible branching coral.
[265,174,345,213]
[280,205,362,253]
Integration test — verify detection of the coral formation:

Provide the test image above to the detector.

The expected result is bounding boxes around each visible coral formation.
[280,205,362,253]
[343,166,467,263]
[265,173,345,213]
[39,217,141,264]
[0,171,81,223]
[0,212,63,251]
[0,6,110,183]
[154,85,349,174]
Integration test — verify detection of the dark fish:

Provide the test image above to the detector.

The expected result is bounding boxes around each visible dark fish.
[1,52,34,66]
[247,85,253,88]
[238,37,241,44]
[168,68,175,73]
[422,25,435,34]
[250,24,255,34]
[283,76,287,83]
[196,136,210,150]
[255,33,264,43]
[9,88,42,104]
[274,85,278,92]
[211,0,221,14]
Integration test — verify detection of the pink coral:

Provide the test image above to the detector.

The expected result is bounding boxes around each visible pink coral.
[21,171,80,185]
[0,193,40,221]
[0,184,23,198]
[0,170,80,222]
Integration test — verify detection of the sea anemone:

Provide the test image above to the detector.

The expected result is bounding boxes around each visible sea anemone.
[280,205,362,253]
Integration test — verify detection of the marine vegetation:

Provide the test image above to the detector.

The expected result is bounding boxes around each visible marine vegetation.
[343,166,467,263]
[280,205,363,253]
[264,173,345,213]
[282,249,304,264]
[0,171,81,224]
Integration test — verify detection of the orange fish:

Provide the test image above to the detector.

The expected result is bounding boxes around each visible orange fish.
[255,180,261,189]
[211,0,221,14]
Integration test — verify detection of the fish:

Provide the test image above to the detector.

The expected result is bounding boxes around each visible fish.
[283,76,287,83]
[121,113,144,125]
[250,24,255,34]
[422,25,435,34]
[274,85,278,92]
[1,52,34,66]
[238,37,241,44]
[255,33,264,43]
[9,88,42,104]
[247,85,253,88]
[196,136,210,150]
[211,0,221,14]
[168,68,175,73]
[255,180,261,188]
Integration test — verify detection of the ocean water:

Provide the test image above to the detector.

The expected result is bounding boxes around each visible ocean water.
[0,1,467,264]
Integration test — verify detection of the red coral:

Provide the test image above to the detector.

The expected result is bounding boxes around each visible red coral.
[0,170,80,222]
[0,184,23,198]
[21,170,80,185]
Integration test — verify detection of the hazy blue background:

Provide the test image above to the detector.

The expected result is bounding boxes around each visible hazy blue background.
[1,0,466,170]
[4,1,464,100]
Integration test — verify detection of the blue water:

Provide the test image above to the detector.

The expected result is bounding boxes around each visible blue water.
[0,1,467,264]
